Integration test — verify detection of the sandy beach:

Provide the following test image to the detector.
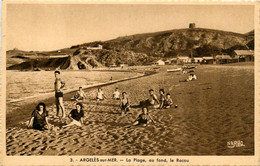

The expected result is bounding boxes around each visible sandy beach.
[6,64,254,155]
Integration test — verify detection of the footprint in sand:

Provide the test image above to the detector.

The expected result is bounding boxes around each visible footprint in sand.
[72,149,79,153]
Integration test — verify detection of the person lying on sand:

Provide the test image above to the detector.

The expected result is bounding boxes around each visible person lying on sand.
[158,89,165,109]
[96,88,107,101]
[133,107,155,126]
[179,73,197,82]
[120,92,131,115]
[163,93,174,109]
[73,87,87,101]
[112,88,120,100]
[54,70,66,119]
[187,73,197,81]
[28,102,50,131]
[63,103,84,127]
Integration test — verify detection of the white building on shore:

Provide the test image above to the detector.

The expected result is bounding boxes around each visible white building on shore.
[153,60,165,66]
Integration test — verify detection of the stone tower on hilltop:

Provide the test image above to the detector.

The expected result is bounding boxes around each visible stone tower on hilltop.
[189,23,196,29]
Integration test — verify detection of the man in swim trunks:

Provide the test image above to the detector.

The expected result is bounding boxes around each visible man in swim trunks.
[54,71,66,119]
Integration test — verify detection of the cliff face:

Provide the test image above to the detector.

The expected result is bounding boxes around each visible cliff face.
[7,28,254,70]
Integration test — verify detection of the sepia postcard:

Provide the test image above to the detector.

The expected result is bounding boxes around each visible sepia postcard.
[1,1,259,165]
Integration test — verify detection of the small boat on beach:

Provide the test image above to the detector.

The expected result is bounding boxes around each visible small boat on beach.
[182,65,197,69]
[167,68,182,72]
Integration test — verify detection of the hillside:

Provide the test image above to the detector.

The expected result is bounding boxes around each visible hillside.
[104,28,253,57]
[7,27,254,70]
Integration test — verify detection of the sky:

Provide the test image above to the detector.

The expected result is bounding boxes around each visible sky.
[7,4,254,51]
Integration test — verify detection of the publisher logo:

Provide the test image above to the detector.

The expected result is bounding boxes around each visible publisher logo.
[227,140,245,148]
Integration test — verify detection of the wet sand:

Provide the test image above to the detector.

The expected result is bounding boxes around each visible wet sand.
[6,64,254,155]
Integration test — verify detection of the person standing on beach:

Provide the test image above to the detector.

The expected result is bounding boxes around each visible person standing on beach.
[28,102,50,131]
[63,103,84,127]
[54,70,66,119]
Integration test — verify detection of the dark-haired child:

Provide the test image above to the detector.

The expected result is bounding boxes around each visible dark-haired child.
[163,93,173,109]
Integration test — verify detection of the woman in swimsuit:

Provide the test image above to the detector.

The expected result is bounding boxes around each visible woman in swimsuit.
[28,102,50,131]
[120,92,130,115]
[158,89,165,109]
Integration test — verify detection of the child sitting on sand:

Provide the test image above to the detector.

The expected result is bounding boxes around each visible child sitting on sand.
[120,92,131,115]
[73,87,87,101]
[158,89,165,109]
[96,88,107,101]
[163,93,173,109]
[63,103,84,127]
[133,107,155,126]
[28,102,50,131]
[112,88,120,100]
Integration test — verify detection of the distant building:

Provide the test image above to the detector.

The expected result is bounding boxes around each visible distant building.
[87,44,103,50]
[177,56,191,64]
[153,60,165,66]
[120,64,128,68]
[193,57,203,63]
[202,57,214,64]
[233,50,254,62]
[215,55,232,64]
[232,55,240,63]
